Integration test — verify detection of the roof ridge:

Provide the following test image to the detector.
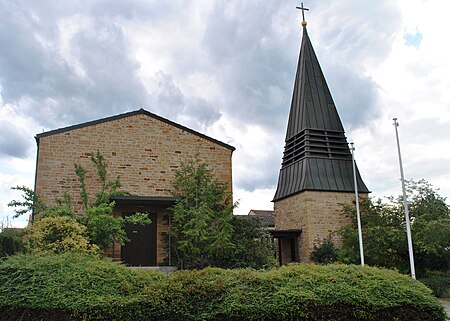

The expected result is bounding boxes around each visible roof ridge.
[35,109,235,151]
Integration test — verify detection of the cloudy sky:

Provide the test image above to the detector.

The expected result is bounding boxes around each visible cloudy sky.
[1,0,449,227]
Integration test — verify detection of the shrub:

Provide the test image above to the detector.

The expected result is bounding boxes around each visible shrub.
[27,217,99,254]
[0,229,24,258]
[310,236,338,264]
[419,271,450,297]
[0,253,164,321]
[220,216,277,269]
[0,254,446,321]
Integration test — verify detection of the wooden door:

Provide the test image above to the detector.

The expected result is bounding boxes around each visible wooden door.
[121,213,157,266]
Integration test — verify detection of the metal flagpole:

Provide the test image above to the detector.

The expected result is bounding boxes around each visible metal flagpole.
[393,118,416,279]
[350,143,365,267]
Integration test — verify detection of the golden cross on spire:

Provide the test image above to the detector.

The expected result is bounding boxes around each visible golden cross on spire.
[296,2,309,27]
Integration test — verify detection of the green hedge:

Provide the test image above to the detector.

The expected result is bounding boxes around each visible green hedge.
[0,253,446,321]
[420,272,450,297]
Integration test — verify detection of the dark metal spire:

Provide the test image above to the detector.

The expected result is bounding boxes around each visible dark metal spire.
[273,22,369,201]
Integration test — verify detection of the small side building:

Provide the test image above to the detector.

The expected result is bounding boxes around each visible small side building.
[273,21,369,264]
[247,210,275,231]
[34,109,235,266]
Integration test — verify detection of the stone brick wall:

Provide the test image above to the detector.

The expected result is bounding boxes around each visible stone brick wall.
[274,191,368,262]
[35,113,233,214]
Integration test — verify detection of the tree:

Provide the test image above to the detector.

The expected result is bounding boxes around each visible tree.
[169,158,277,270]
[339,180,450,276]
[8,185,46,219]
[222,216,277,269]
[170,157,235,269]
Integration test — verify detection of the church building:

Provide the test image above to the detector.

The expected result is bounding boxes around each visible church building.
[34,109,234,266]
[272,11,369,264]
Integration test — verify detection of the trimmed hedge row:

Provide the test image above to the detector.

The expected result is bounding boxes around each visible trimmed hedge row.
[0,253,446,321]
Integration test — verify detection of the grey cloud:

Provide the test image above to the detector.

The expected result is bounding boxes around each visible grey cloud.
[0,1,222,135]
[402,118,450,141]
[147,71,221,132]
[66,19,151,113]
[408,159,450,182]
[0,3,166,130]
[200,1,296,130]
[150,71,184,119]
[0,120,33,158]
[314,0,401,68]
[235,151,282,192]
[181,97,222,131]
[233,128,285,192]
[324,63,381,129]
[89,0,185,22]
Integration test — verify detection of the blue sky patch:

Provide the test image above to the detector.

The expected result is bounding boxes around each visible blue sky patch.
[404,30,422,49]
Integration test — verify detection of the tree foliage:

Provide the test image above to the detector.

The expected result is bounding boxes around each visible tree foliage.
[8,185,46,219]
[223,216,277,269]
[339,179,450,276]
[170,158,277,269]
[170,158,235,269]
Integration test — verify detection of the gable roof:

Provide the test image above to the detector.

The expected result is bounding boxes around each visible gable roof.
[35,109,235,151]
[248,209,274,216]
[247,210,275,227]
[273,25,369,201]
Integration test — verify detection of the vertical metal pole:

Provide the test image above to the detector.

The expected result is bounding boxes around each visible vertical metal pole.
[168,214,172,266]
[393,118,416,279]
[350,143,365,267]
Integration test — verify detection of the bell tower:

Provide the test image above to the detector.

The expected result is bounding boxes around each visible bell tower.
[273,5,369,264]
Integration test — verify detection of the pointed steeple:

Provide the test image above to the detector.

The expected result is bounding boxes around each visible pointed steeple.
[273,23,369,201]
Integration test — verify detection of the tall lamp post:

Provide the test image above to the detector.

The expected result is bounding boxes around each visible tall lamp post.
[393,118,416,279]
[350,142,365,267]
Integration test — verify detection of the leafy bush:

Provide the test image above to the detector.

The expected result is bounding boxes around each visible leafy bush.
[27,216,99,254]
[0,253,446,321]
[310,236,338,264]
[0,253,164,321]
[0,229,24,258]
[220,216,277,269]
[419,271,450,297]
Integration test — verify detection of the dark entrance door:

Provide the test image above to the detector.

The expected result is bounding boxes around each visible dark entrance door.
[121,213,157,266]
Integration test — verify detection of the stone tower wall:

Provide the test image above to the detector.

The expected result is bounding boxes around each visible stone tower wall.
[274,191,368,262]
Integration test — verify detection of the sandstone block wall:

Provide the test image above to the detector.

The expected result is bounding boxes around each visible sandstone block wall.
[35,112,233,214]
[274,191,368,262]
